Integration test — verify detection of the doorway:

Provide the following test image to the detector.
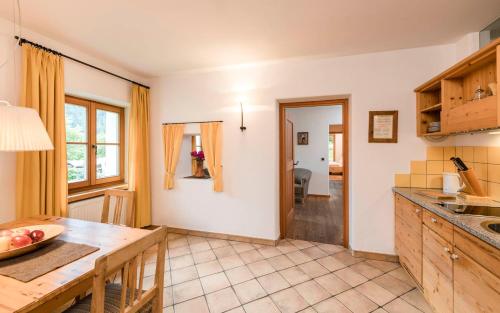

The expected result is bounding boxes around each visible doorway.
[279,99,349,247]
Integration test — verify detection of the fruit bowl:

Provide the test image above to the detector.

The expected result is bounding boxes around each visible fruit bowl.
[0,224,65,260]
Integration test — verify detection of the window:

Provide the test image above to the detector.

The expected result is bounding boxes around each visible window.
[328,134,335,162]
[65,96,125,191]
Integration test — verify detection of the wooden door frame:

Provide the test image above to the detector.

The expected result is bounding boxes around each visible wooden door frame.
[279,99,349,248]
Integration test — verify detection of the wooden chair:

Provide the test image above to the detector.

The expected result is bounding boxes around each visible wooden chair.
[65,226,168,313]
[101,190,135,227]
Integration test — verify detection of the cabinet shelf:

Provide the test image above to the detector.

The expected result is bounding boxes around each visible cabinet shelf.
[420,103,442,113]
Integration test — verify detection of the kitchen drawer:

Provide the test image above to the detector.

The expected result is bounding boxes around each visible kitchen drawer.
[422,210,453,243]
[395,194,422,235]
[454,226,500,278]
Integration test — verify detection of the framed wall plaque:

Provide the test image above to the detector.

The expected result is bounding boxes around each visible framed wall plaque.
[297,132,309,145]
[368,110,398,143]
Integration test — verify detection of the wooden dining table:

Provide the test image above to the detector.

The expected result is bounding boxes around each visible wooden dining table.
[0,216,152,313]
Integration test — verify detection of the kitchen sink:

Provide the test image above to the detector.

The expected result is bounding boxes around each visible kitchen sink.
[481,221,500,234]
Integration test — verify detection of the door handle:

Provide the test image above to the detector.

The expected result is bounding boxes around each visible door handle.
[293,161,299,166]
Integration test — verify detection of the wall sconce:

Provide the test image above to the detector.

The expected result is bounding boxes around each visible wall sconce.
[240,102,247,132]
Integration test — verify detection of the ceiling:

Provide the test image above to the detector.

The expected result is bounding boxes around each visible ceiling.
[1,0,499,77]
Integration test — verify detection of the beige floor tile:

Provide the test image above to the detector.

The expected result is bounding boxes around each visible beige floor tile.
[219,254,245,270]
[349,261,384,279]
[400,289,433,313]
[314,297,351,313]
[206,287,241,313]
[243,297,281,313]
[372,309,389,313]
[208,239,230,249]
[171,265,198,285]
[172,279,204,304]
[163,306,174,313]
[239,249,265,264]
[298,261,329,278]
[257,272,291,294]
[355,281,397,306]
[287,250,313,265]
[170,254,194,270]
[365,260,400,273]
[299,308,317,313]
[200,272,230,294]
[189,241,211,253]
[192,249,217,264]
[336,289,378,313]
[174,296,210,313]
[316,256,346,272]
[247,259,276,277]
[213,245,237,258]
[233,242,255,253]
[163,286,173,306]
[334,267,368,287]
[301,246,328,259]
[276,241,300,254]
[332,251,364,266]
[187,235,207,245]
[169,237,189,248]
[167,233,184,240]
[294,280,330,306]
[289,239,315,250]
[233,279,267,304]
[168,245,191,258]
[371,273,413,296]
[196,260,223,277]
[317,243,345,255]
[383,298,421,313]
[225,265,255,285]
[226,307,245,313]
[268,254,295,271]
[280,266,311,285]
[387,268,417,287]
[314,273,351,295]
[271,288,309,313]
[258,246,283,258]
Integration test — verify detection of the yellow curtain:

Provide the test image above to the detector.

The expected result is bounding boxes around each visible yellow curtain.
[200,122,223,192]
[162,124,185,189]
[16,45,67,218]
[129,85,152,227]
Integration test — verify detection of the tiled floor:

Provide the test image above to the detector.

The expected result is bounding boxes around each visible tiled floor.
[146,233,432,313]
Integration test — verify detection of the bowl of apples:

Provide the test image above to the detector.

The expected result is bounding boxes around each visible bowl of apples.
[0,224,65,260]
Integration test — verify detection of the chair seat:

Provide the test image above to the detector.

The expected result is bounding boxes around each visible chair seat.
[65,284,152,313]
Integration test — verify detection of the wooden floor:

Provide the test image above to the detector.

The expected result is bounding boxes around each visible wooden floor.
[286,180,343,245]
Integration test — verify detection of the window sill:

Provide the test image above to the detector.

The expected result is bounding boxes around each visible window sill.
[67,183,128,203]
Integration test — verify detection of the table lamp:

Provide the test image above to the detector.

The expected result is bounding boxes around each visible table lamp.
[0,101,54,151]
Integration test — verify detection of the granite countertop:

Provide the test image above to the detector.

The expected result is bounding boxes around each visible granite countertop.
[393,187,500,249]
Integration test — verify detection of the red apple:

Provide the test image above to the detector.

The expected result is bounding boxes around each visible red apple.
[12,228,30,236]
[11,235,32,248]
[0,229,12,237]
[29,230,45,243]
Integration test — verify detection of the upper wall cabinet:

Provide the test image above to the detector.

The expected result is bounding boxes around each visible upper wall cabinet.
[415,38,500,137]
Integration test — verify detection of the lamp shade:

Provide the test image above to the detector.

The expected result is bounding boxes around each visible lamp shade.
[0,104,54,151]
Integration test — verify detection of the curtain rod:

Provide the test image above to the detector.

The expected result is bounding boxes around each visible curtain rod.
[14,36,150,90]
[162,120,223,125]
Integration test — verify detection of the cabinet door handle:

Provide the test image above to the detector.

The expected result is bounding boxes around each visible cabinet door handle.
[415,208,420,214]
[443,247,450,253]
[450,254,459,260]
[431,218,437,223]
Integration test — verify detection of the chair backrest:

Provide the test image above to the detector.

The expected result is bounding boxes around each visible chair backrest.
[90,226,168,313]
[101,189,135,227]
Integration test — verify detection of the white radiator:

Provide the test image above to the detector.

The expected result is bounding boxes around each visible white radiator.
[69,196,126,224]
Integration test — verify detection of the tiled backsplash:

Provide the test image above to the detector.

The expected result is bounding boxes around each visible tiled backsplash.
[394,146,500,201]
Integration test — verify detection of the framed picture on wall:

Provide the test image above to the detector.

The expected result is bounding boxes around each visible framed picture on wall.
[297,132,309,145]
[368,110,398,143]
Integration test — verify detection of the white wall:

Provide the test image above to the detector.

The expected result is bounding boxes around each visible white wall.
[150,42,461,253]
[286,106,342,195]
[334,133,343,163]
[0,17,149,222]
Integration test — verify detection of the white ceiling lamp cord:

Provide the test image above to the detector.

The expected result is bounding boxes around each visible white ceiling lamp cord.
[0,0,22,107]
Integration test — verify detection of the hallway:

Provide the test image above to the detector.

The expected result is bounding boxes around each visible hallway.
[286,180,343,245]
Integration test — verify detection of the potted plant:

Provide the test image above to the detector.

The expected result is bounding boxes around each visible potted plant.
[191,150,205,177]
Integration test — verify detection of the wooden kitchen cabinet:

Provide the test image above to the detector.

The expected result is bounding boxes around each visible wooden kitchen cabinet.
[415,38,500,137]
[422,225,453,313]
[395,194,422,285]
[453,248,500,313]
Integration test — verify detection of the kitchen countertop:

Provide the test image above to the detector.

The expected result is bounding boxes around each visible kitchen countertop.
[393,187,500,249]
